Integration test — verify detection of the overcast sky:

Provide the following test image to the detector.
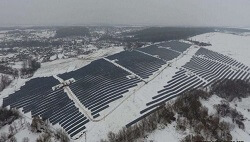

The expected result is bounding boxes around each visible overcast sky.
[0,0,250,27]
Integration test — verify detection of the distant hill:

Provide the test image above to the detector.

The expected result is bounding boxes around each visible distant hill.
[55,26,90,38]
[216,27,250,33]
[124,27,215,42]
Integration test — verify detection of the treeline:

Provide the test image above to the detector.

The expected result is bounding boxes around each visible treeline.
[0,40,62,48]
[0,107,20,128]
[217,28,250,34]
[211,79,250,101]
[55,26,90,38]
[174,90,232,141]
[0,75,13,92]
[0,65,18,76]
[31,117,70,142]
[187,39,212,46]
[124,27,215,42]
[103,79,249,142]
[21,59,41,78]
[0,107,20,142]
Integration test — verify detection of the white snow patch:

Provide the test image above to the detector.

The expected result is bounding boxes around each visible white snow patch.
[145,122,184,142]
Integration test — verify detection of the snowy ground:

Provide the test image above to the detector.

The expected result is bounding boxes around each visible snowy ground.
[145,122,185,142]
[144,95,250,142]
[34,46,124,78]
[30,30,56,38]
[1,31,250,142]
[229,97,250,141]
[0,118,40,142]
[202,95,250,142]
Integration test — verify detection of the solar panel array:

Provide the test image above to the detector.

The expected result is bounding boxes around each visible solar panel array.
[158,41,191,53]
[195,48,250,72]
[59,59,142,118]
[127,47,250,127]
[2,77,89,138]
[3,41,192,138]
[106,51,166,79]
[140,70,205,115]
[137,45,180,61]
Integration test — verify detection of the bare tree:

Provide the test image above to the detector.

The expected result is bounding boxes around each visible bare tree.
[9,136,17,142]
[0,133,8,142]
[0,75,12,92]
[22,137,30,142]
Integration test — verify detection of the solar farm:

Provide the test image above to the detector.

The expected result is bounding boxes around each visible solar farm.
[2,40,250,140]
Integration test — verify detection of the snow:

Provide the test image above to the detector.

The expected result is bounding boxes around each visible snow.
[31,30,56,38]
[58,53,65,59]
[0,30,7,41]
[0,53,15,58]
[144,95,250,142]
[145,123,184,142]
[202,95,250,141]
[0,77,28,102]
[0,30,9,34]
[190,32,250,67]
[86,44,98,50]
[11,61,24,69]
[77,46,124,59]
[0,33,5,39]
[50,54,57,61]
[0,118,40,142]
[34,46,124,78]
[94,31,105,34]
[230,97,250,141]
[34,58,85,77]
[200,95,223,115]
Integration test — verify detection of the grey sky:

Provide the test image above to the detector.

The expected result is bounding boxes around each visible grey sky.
[0,0,250,27]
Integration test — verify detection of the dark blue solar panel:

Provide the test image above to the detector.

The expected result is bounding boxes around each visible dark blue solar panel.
[106,51,165,79]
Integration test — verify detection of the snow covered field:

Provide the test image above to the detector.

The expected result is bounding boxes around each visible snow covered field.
[1,31,250,142]
[34,46,124,77]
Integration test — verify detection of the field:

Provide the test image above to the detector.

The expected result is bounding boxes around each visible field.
[1,30,250,142]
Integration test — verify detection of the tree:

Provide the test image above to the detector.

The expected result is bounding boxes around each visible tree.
[22,137,30,142]
[9,136,17,142]
[55,129,69,142]
[0,75,12,92]
[9,125,15,136]
[36,133,52,142]
[107,131,116,142]
[0,133,8,142]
